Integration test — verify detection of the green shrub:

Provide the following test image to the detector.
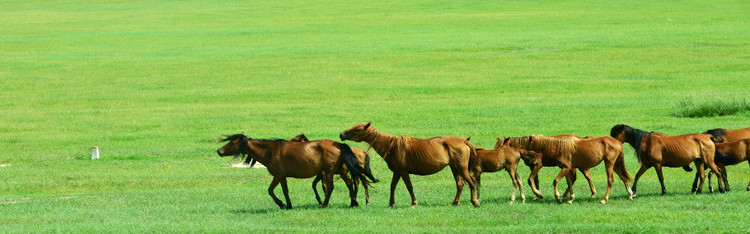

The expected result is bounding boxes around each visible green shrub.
[673,97,750,118]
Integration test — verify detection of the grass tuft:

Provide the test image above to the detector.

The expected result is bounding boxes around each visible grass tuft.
[673,97,750,118]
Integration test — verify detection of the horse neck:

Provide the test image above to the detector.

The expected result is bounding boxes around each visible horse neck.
[361,128,404,158]
[245,141,280,165]
[624,128,649,154]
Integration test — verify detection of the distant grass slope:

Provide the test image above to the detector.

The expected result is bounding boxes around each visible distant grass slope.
[1,0,749,232]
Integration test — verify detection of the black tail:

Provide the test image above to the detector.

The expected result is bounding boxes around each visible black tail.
[340,144,379,183]
[715,150,735,165]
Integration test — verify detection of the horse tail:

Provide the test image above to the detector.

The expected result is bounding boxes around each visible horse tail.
[340,144,379,183]
[614,148,632,182]
[714,149,735,165]
[464,139,478,161]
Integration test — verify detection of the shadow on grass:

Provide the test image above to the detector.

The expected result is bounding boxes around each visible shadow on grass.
[230,203,358,214]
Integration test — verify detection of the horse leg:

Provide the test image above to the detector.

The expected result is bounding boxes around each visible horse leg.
[553,168,572,203]
[389,172,401,208]
[363,180,371,205]
[401,173,418,208]
[564,171,575,204]
[507,168,517,204]
[707,170,714,193]
[695,162,706,194]
[691,167,701,193]
[747,161,750,191]
[563,169,577,198]
[312,175,323,205]
[653,164,667,196]
[341,173,358,207]
[450,168,464,206]
[515,171,525,203]
[582,169,597,198]
[321,173,335,208]
[473,171,482,201]
[721,165,729,192]
[279,177,293,209]
[601,162,615,204]
[631,165,650,198]
[268,176,285,209]
[528,165,543,200]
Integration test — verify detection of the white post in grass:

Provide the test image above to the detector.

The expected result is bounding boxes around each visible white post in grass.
[91,146,99,159]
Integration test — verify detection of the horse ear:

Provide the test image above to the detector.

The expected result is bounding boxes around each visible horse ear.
[466,136,471,141]
[364,121,371,129]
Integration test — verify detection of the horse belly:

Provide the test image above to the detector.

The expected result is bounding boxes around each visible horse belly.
[406,158,448,175]
[660,146,698,167]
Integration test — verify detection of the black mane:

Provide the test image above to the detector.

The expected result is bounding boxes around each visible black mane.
[704,128,726,139]
[610,124,652,160]
[220,134,286,164]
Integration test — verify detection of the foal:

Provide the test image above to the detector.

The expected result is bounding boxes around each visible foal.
[470,145,539,204]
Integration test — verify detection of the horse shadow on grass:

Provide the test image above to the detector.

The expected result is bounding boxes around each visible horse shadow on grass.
[230,203,356,214]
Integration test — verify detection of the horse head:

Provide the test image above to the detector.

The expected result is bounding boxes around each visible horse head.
[340,121,372,142]
[217,133,249,159]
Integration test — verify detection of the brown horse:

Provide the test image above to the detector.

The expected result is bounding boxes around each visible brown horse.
[704,128,750,143]
[702,138,750,192]
[287,134,374,205]
[496,134,598,200]
[340,122,480,208]
[217,133,378,209]
[470,144,538,204]
[525,134,632,204]
[610,124,724,196]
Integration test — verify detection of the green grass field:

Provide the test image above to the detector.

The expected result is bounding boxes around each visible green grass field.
[2,0,750,232]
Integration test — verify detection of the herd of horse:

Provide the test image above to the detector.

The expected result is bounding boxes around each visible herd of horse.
[216,123,750,209]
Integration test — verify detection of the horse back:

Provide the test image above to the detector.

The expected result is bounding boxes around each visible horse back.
[726,128,750,142]
[277,140,340,178]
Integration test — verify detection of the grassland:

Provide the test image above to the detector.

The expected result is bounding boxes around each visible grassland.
[1,0,750,232]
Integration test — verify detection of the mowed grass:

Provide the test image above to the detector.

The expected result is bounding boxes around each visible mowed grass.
[1,0,750,232]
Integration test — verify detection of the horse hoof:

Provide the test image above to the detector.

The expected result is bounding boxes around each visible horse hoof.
[509,200,514,205]
[600,200,606,205]
[350,201,359,207]
[567,200,574,204]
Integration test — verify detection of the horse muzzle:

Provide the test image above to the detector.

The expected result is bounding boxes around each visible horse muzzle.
[217,149,226,157]
[339,133,347,141]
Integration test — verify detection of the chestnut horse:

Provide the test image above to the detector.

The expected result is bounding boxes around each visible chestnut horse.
[496,134,598,200]
[610,124,724,196]
[288,134,374,205]
[702,138,750,192]
[470,144,539,204]
[217,133,378,209]
[704,127,750,143]
[526,134,632,204]
[340,122,480,208]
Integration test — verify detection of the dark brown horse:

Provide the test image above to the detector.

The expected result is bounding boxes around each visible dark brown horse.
[340,122,480,208]
[704,127,750,143]
[217,133,378,209]
[470,144,539,204]
[496,134,598,200]
[525,134,632,204]
[610,124,724,196]
[287,134,374,205]
[702,138,750,192]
